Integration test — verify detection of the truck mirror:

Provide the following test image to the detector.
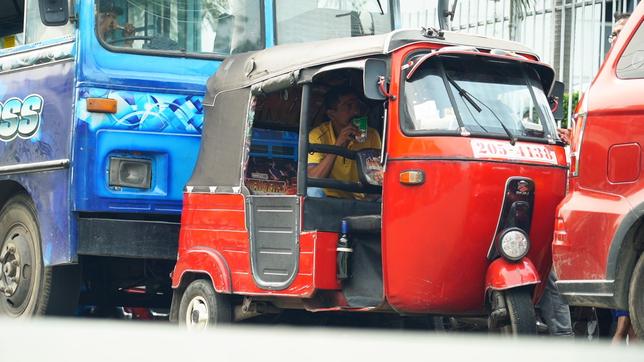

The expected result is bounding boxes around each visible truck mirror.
[39,0,69,26]
[549,81,565,121]
[364,59,387,101]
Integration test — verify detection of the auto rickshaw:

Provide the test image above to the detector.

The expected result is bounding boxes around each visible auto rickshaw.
[169,28,568,334]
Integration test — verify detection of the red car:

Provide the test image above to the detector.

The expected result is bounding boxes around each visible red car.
[169,29,567,334]
[553,2,644,338]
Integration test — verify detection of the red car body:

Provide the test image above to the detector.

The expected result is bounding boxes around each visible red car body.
[553,3,644,318]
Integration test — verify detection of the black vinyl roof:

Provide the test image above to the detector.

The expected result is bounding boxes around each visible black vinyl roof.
[206,29,540,103]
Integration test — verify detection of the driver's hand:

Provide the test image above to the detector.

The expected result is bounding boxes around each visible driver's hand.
[335,124,359,147]
[557,128,571,145]
[123,23,136,37]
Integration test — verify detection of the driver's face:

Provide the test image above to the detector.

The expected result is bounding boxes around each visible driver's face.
[328,94,364,127]
[99,12,119,36]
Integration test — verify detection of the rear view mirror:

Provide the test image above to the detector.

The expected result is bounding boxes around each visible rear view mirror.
[363,58,387,101]
[549,81,565,121]
[39,0,69,26]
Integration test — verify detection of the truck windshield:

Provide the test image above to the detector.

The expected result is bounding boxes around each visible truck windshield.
[275,0,394,44]
[402,55,556,141]
[96,0,262,56]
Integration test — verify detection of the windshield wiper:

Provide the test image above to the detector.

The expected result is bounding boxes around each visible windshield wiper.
[445,74,518,145]
[376,0,384,15]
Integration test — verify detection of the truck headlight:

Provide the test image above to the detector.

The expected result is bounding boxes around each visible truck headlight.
[497,228,530,262]
[109,157,152,189]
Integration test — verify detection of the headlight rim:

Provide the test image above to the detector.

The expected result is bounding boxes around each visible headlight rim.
[496,227,530,262]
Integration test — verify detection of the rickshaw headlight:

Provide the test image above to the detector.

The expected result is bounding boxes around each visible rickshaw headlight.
[497,228,530,262]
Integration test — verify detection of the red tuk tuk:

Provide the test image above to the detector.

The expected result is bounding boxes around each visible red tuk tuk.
[169,29,568,334]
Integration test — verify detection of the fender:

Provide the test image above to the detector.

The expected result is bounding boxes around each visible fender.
[171,246,232,293]
[485,258,540,291]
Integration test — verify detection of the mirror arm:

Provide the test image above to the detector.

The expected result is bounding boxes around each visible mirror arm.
[377,76,396,100]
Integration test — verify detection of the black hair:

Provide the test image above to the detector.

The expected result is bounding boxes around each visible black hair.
[99,0,124,15]
[323,87,357,111]
[614,12,631,21]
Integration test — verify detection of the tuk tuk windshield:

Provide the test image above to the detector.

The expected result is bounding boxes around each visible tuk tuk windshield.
[96,0,262,56]
[402,56,556,140]
[275,0,394,44]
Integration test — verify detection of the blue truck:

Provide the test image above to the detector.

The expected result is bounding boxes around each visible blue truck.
[0,0,398,318]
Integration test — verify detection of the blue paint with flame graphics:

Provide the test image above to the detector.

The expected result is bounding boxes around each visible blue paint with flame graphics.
[73,88,204,213]
[0,57,75,266]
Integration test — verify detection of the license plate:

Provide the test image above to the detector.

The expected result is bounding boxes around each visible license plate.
[470,139,558,165]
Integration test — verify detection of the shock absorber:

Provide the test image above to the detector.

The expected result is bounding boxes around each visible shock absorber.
[336,220,353,280]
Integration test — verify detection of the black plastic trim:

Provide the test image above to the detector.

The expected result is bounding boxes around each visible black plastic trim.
[77,217,179,260]
[556,280,621,309]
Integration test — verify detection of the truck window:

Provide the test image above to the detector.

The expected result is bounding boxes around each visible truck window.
[25,0,74,44]
[96,0,262,56]
[275,0,394,45]
[0,0,25,49]
[617,21,644,79]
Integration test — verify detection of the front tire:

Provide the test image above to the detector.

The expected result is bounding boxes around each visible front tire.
[628,253,644,339]
[503,288,537,335]
[0,194,79,318]
[178,279,232,330]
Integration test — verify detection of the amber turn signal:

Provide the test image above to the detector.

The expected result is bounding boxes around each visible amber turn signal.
[86,98,117,113]
[399,170,424,185]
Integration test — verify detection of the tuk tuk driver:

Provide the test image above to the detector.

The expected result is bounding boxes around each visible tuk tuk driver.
[307,87,381,199]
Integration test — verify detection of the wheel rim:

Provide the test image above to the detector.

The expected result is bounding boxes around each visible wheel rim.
[185,296,209,330]
[0,224,37,317]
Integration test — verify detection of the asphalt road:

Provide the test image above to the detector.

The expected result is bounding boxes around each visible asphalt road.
[2,317,643,361]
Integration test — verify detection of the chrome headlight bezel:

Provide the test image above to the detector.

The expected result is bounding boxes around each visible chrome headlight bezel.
[496,227,530,262]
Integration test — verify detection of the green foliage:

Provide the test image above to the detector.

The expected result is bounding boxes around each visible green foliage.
[562,91,580,129]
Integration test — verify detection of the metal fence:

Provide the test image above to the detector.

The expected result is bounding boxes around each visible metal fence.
[400,0,641,120]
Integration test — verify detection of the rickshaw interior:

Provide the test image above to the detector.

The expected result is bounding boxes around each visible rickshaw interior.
[243,68,386,308]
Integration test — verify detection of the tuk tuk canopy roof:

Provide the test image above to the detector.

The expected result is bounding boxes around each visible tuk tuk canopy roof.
[190,29,547,192]
[205,29,540,103]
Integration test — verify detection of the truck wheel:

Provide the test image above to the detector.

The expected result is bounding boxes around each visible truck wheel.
[0,194,79,318]
[503,288,537,335]
[628,253,644,339]
[178,279,232,330]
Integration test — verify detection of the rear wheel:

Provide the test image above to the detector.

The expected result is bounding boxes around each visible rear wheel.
[0,194,79,318]
[628,253,644,339]
[178,279,232,330]
[503,288,537,335]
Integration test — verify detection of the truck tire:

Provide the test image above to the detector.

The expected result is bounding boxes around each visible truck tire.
[0,194,79,318]
[628,252,644,339]
[178,279,232,329]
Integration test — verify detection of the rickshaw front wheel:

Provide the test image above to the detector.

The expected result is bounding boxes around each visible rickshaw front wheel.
[502,288,537,335]
[178,279,232,330]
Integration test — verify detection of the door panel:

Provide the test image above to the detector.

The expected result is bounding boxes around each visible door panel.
[246,196,300,289]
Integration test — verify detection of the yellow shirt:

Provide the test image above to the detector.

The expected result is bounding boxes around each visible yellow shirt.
[308,121,381,199]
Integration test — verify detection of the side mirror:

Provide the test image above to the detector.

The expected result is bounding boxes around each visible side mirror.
[363,58,388,101]
[548,81,565,121]
[39,0,69,26]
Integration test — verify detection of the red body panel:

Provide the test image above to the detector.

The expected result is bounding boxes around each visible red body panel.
[553,6,644,284]
[174,193,340,297]
[485,258,541,291]
[381,158,565,313]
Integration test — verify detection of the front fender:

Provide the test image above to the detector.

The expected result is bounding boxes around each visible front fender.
[171,246,232,293]
[485,258,541,292]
